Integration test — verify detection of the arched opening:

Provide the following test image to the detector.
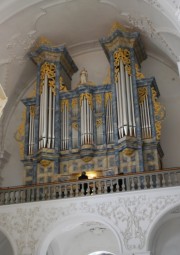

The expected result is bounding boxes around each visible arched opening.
[0,230,14,255]
[149,205,180,255]
[46,221,120,255]
[88,251,115,255]
[37,214,122,255]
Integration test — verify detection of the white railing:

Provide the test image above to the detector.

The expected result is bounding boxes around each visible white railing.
[0,168,180,205]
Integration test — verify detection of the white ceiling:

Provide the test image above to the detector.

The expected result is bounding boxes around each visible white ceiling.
[0,0,180,130]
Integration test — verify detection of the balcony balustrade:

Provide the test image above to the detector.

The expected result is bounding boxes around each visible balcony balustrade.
[0,168,180,206]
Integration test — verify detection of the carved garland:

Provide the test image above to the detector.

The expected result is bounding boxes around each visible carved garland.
[114,48,131,83]
[113,48,144,81]
[152,88,165,140]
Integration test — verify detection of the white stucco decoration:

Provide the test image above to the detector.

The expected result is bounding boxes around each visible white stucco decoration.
[0,84,7,118]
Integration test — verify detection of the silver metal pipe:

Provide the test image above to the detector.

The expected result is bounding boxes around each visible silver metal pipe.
[130,76,136,136]
[118,72,124,138]
[52,95,55,148]
[146,95,152,138]
[47,86,52,148]
[115,81,121,139]
[42,74,48,148]
[125,71,132,136]
[120,60,128,136]
[29,114,32,154]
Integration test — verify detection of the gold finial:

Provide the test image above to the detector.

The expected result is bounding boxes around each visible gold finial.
[109,22,129,35]
[32,36,52,51]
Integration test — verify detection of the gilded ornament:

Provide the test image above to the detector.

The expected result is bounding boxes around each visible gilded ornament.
[109,22,129,36]
[105,92,112,106]
[30,105,35,117]
[152,88,165,140]
[59,76,68,91]
[14,110,26,159]
[95,94,102,105]
[138,87,147,103]
[40,160,51,167]
[61,99,69,112]
[135,64,144,79]
[40,62,56,95]
[32,36,52,51]
[123,148,134,157]
[72,122,78,130]
[80,93,93,109]
[82,156,92,163]
[96,118,102,128]
[72,98,78,107]
[104,37,135,55]
[114,48,131,83]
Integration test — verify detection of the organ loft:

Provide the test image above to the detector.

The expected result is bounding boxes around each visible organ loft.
[18,23,165,184]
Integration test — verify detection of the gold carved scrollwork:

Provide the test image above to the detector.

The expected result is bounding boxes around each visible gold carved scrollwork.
[59,76,68,91]
[109,22,129,35]
[40,160,51,168]
[152,88,166,140]
[80,93,93,109]
[30,105,36,117]
[14,110,26,159]
[135,64,144,79]
[96,118,102,128]
[72,122,78,130]
[40,62,56,95]
[114,48,131,83]
[61,99,69,112]
[138,87,147,103]
[82,156,92,163]
[105,92,112,106]
[72,98,78,107]
[32,36,52,51]
[95,94,102,105]
[123,148,134,157]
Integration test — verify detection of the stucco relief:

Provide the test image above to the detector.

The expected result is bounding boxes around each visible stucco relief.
[0,190,180,255]
[127,15,178,61]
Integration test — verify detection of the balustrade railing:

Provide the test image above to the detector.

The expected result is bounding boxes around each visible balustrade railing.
[0,168,180,205]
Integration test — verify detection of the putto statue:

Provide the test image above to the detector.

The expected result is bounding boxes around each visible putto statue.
[80,68,88,84]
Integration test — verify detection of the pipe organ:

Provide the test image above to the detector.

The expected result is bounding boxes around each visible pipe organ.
[20,24,165,185]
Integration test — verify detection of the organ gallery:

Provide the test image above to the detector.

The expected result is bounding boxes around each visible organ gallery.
[18,23,165,184]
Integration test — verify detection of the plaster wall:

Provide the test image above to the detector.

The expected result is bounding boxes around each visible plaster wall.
[1,49,180,187]
[153,216,180,255]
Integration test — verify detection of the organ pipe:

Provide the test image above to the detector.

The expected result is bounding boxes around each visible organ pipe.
[39,74,55,149]
[115,61,136,139]
[139,94,152,139]
[81,96,93,145]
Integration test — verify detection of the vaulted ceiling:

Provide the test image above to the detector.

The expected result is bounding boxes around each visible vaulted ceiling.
[0,0,180,140]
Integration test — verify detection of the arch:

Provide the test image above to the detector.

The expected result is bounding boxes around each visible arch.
[35,213,123,255]
[0,225,17,255]
[146,200,180,251]
[88,251,115,255]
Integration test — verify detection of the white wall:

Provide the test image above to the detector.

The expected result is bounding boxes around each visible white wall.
[0,187,180,255]
[1,49,180,186]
